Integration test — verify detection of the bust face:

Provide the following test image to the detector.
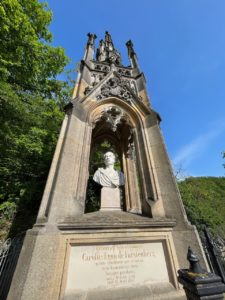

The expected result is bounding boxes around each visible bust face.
[104,151,115,167]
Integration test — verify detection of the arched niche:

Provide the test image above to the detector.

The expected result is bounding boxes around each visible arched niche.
[86,137,123,213]
[83,97,155,217]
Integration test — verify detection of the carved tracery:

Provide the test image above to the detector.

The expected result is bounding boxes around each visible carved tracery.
[101,106,124,132]
[96,31,121,65]
[96,77,136,103]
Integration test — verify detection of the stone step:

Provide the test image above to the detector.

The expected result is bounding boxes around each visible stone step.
[64,283,186,300]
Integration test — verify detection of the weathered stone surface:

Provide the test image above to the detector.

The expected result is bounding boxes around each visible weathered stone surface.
[7,32,207,300]
[178,263,225,300]
[65,242,169,294]
[8,218,184,300]
[63,283,186,300]
[58,211,177,229]
[100,187,121,211]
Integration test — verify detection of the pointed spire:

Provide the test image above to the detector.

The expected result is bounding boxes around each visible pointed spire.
[84,33,97,61]
[105,31,114,51]
[87,33,97,47]
[126,40,140,72]
[96,39,106,62]
[96,31,121,65]
[126,40,135,56]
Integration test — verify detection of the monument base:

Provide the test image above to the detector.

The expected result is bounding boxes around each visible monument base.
[63,282,186,300]
[7,211,205,300]
[57,211,184,299]
[100,187,121,211]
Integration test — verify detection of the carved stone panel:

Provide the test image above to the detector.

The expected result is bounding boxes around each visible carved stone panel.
[117,68,132,77]
[94,64,110,72]
[96,77,136,103]
[101,106,124,132]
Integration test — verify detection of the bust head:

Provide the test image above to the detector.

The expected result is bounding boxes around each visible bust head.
[93,151,124,187]
[104,151,115,167]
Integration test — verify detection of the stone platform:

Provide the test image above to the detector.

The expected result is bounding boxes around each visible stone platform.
[57,211,185,300]
[7,211,187,300]
[64,282,186,300]
[58,210,177,230]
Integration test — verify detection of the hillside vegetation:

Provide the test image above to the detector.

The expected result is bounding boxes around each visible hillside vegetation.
[178,176,225,239]
[0,0,70,240]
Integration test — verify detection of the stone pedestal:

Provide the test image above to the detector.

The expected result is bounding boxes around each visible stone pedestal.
[7,211,186,300]
[100,187,121,211]
[178,247,225,300]
[178,269,225,300]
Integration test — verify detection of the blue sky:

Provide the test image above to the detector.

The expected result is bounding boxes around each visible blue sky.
[45,0,225,177]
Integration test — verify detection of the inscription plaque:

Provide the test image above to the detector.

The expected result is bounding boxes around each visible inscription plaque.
[64,242,169,294]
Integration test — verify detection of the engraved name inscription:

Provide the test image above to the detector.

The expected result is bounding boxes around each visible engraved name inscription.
[65,242,169,292]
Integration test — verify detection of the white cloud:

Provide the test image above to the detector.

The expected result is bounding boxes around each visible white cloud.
[173,120,225,168]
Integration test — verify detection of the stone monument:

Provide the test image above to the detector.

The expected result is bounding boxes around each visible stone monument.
[7,32,208,300]
[93,151,124,211]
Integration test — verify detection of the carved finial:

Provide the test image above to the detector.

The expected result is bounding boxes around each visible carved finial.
[126,39,140,71]
[187,246,206,274]
[96,31,121,65]
[96,39,105,62]
[126,40,135,56]
[87,33,97,47]
[105,31,114,50]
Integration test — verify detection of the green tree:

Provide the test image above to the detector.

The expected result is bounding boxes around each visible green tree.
[0,0,69,96]
[178,177,225,239]
[223,152,225,168]
[0,0,71,239]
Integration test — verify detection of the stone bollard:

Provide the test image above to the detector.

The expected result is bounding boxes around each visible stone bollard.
[178,246,225,300]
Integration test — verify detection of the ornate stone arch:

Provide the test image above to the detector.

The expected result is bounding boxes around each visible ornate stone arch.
[82,97,156,215]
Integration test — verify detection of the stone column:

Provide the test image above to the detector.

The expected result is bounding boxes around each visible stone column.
[145,122,187,223]
[37,113,93,224]
[124,154,141,214]
[37,113,69,223]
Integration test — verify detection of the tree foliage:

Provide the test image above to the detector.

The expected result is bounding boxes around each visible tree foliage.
[223,152,225,168]
[178,177,225,239]
[0,0,70,240]
[0,0,69,96]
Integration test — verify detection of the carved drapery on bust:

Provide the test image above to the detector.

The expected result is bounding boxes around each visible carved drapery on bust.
[93,151,124,188]
[93,168,124,187]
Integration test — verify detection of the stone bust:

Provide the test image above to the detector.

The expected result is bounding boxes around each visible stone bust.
[93,151,124,188]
